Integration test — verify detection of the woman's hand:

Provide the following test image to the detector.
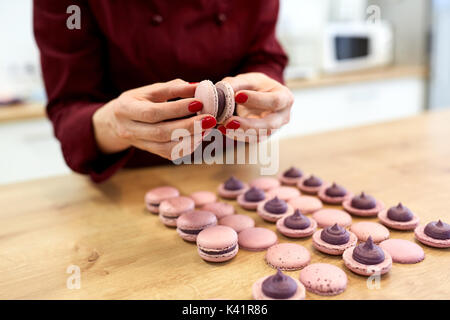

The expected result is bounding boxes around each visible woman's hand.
[220,72,294,140]
[92,79,216,160]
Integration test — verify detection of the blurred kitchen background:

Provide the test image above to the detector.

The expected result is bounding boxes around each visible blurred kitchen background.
[0,0,449,184]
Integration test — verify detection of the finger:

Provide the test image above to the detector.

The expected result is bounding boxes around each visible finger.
[123,97,203,123]
[130,114,216,142]
[234,88,293,112]
[134,79,197,102]
[134,134,204,161]
[222,73,268,92]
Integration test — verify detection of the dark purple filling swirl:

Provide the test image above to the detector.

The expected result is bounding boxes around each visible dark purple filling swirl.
[264,197,288,214]
[351,192,376,210]
[424,220,450,240]
[387,203,413,222]
[261,269,297,299]
[224,176,244,191]
[352,236,385,265]
[284,209,310,230]
[283,167,303,178]
[320,223,350,245]
[325,182,347,197]
[244,187,265,202]
[303,175,322,187]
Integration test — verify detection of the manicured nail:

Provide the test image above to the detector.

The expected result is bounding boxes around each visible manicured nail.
[189,82,199,84]
[225,120,240,130]
[235,92,248,104]
[188,101,203,112]
[218,125,226,135]
[201,116,216,129]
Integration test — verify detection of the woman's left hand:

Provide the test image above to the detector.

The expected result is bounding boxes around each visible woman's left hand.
[220,72,294,140]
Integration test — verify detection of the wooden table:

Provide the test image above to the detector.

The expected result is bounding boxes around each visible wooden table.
[1,110,449,300]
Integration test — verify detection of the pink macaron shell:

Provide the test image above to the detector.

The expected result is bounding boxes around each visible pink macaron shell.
[299,263,348,296]
[312,230,358,255]
[250,177,280,191]
[276,216,317,238]
[377,209,420,231]
[159,196,195,227]
[278,173,302,186]
[238,227,278,251]
[288,196,323,214]
[342,198,384,217]
[297,177,324,195]
[195,80,218,118]
[312,209,352,228]
[252,276,305,300]
[379,239,425,264]
[176,210,218,242]
[350,222,390,243]
[219,214,255,233]
[317,184,353,205]
[257,201,295,223]
[202,202,235,219]
[236,193,266,210]
[343,246,392,276]
[265,243,311,271]
[217,183,249,199]
[190,191,217,207]
[265,186,301,202]
[145,186,180,213]
[215,81,235,124]
[197,225,238,262]
[414,225,450,248]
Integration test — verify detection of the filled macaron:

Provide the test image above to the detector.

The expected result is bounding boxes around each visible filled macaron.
[276,209,317,238]
[217,176,248,199]
[257,197,294,222]
[318,182,353,205]
[343,192,384,217]
[195,80,235,124]
[297,175,324,195]
[343,236,392,276]
[237,187,266,210]
[415,220,450,248]
[378,203,420,231]
[252,269,306,300]
[278,167,303,185]
[196,225,238,262]
[159,196,195,227]
[145,186,180,213]
[176,210,217,242]
[312,223,358,255]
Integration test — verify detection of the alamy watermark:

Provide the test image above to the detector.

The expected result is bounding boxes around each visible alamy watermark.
[66,264,81,289]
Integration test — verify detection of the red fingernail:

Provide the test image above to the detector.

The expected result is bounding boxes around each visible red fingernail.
[225,120,240,130]
[235,92,248,104]
[218,125,226,135]
[188,101,203,112]
[202,116,216,129]
[189,82,199,84]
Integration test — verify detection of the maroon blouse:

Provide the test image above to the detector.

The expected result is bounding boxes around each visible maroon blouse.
[33,0,288,183]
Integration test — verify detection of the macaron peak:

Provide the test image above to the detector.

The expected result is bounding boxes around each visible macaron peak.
[330,223,340,232]
[274,268,284,282]
[363,236,375,250]
[437,219,444,227]
[397,202,404,209]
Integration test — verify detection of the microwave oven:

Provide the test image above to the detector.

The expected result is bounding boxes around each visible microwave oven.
[322,21,394,73]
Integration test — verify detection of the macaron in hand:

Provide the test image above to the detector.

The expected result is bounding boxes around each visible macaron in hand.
[194,80,235,124]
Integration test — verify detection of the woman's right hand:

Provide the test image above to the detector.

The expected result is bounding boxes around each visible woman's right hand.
[92,79,217,160]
